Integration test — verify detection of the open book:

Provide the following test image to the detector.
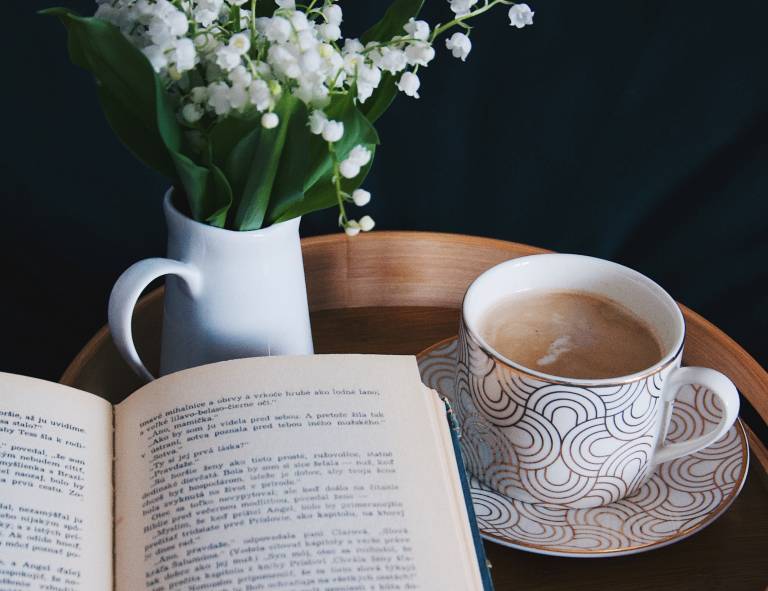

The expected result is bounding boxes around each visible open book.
[0,355,491,591]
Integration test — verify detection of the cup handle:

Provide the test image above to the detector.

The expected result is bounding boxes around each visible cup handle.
[652,366,740,467]
[108,258,202,382]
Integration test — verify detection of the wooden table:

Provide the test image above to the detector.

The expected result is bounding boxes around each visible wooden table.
[61,232,768,591]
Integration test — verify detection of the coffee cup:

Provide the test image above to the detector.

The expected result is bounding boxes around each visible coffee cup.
[456,254,740,508]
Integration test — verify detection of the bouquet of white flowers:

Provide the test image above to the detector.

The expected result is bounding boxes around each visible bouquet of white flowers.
[44,0,533,234]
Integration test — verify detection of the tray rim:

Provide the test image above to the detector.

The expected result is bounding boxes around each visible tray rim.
[59,231,768,468]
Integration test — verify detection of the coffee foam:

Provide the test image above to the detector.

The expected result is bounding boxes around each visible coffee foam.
[479,290,663,380]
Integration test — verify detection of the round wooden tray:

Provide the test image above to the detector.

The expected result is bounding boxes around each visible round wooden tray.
[61,232,768,591]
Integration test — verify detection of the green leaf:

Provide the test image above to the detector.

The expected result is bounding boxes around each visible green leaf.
[168,150,231,228]
[263,103,313,225]
[262,91,381,225]
[304,93,380,192]
[275,144,377,222]
[205,164,234,227]
[42,8,232,225]
[207,93,380,229]
[223,96,304,230]
[209,111,262,169]
[41,8,178,179]
[361,0,425,44]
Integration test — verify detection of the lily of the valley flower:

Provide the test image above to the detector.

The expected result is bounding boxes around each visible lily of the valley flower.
[405,43,435,67]
[397,71,421,98]
[404,18,430,41]
[445,32,472,61]
[343,215,375,236]
[339,145,372,179]
[449,0,479,17]
[182,103,203,123]
[347,146,372,167]
[261,112,279,129]
[509,4,535,28]
[352,189,371,206]
[359,215,376,232]
[339,160,360,179]
[321,120,344,143]
[308,110,328,135]
[92,0,534,235]
[344,220,361,237]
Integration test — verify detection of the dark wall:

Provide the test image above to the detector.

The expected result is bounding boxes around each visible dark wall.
[3,1,767,398]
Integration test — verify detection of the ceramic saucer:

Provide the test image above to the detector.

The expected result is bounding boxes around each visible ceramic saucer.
[417,337,749,557]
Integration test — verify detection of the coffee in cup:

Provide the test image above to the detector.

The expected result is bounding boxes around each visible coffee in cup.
[478,290,663,380]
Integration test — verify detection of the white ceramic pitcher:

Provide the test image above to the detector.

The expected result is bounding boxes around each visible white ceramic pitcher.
[108,190,314,381]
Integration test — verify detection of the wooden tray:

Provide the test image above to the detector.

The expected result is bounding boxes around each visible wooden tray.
[61,232,768,591]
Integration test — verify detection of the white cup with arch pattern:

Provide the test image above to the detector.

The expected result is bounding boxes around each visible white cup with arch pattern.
[456,254,740,508]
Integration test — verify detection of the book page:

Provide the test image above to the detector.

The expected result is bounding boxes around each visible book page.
[0,373,113,591]
[115,355,482,591]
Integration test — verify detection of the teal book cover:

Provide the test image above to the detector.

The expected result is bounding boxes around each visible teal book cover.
[444,399,495,591]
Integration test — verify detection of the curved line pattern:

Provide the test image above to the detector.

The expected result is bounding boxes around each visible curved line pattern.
[454,329,678,507]
[419,337,747,554]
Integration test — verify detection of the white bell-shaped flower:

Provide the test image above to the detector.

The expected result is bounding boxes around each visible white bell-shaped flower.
[347,145,372,167]
[322,120,344,143]
[290,11,310,32]
[143,44,168,73]
[261,112,280,129]
[396,71,420,98]
[249,79,273,111]
[172,38,196,72]
[190,86,208,104]
[352,189,371,206]
[404,18,430,41]
[344,220,361,237]
[343,38,364,54]
[229,33,251,55]
[207,82,232,115]
[228,84,249,110]
[215,45,241,71]
[228,64,252,87]
[308,110,328,135]
[182,103,203,123]
[445,32,472,61]
[319,23,341,42]
[165,10,189,37]
[339,160,361,179]
[356,64,382,103]
[264,16,292,43]
[374,47,408,74]
[509,4,534,28]
[359,215,375,232]
[449,0,478,17]
[323,4,343,27]
[405,42,435,67]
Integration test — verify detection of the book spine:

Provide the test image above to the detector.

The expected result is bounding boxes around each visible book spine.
[443,398,495,591]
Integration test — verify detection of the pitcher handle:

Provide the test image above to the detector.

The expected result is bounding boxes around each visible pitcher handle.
[108,258,201,382]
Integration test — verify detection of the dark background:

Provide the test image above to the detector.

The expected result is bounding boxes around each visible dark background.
[3,1,767,433]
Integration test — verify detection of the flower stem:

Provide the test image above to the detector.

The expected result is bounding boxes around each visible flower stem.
[250,0,257,38]
[328,141,347,224]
